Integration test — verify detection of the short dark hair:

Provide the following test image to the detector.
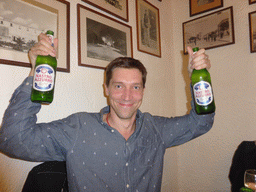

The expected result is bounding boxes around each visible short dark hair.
[105,57,147,88]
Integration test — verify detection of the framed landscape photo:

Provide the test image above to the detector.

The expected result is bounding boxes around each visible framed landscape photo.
[190,0,223,17]
[183,6,235,54]
[136,0,161,57]
[77,4,133,69]
[0,0,70,72]
[249,11,256,53]
[81,0,128,22]
[249,0,256,5]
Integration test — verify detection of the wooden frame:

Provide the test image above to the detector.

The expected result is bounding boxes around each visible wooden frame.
[136,0,161,57]
[0,0,70,72]
[190,0,223,17]
[81,0,128,22]
[249,0,256,5]
[249,11,256,53]
[183,6,235,54]
[77,4,133,69]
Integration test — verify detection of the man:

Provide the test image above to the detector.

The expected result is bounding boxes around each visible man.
[0,33,214,191]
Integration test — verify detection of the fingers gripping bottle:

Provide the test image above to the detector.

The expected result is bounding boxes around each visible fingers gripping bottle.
[191,47,215,114]
[31,30,57,104]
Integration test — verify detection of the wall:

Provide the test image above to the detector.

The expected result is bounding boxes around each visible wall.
[1,0,254,191]
[173,0,256,191]
[0,0,176,191]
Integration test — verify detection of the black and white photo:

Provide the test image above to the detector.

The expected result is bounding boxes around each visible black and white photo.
[136,0,161,57]
[0,0,70,72]
[183,6,235,54]
[0,0,57,53]
[86,18,127,62]
[77,4,132,69]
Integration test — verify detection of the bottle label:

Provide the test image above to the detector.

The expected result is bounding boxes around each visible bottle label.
[33,64,55,91]
[193,81,213,106]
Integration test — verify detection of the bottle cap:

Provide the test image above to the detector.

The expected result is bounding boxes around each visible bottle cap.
[192,47,199,52]
[46,30,54,36]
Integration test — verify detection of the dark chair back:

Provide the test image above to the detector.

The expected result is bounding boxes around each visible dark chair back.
[229,141,256,192]
[22,161,68,192]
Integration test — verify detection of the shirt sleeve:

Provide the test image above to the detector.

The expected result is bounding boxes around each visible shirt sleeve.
[0,77,79,162]
[153,86,215,148]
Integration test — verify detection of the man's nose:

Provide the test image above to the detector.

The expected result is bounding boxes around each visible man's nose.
[122,88,132,100]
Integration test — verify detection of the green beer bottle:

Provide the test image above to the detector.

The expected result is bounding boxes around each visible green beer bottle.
[240,187,254,192]
[191,47,215,115]
[31,30,57,104]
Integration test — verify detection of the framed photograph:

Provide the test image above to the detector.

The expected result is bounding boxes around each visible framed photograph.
[81,0,128,22]
[0,0,70,72]
[183,6,235,54]
[77,4,133,69]
[190,0,223,17]
[136,0,161,57]
[249,0,256,4]
[249,11,256,53]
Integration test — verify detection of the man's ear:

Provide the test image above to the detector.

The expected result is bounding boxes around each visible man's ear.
[104,83,109,96]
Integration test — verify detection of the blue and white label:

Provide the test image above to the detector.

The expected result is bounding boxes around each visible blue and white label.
[33,64,55,91]
[193,81,213,106]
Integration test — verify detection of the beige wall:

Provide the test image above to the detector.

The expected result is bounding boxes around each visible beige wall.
[173,0,256,191]
[0,0,255,191]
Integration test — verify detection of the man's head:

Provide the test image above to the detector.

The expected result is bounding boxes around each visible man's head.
[104,57,147,120]
[105,57,147,88]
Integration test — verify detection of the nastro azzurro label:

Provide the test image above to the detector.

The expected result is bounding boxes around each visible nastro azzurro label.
[33,64,54,91]
[193,81,213,106]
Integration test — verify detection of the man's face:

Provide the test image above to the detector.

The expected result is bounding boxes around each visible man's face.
[104,68,145,120]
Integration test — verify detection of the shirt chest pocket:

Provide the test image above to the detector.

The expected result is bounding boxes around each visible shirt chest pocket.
[135,135,163,167]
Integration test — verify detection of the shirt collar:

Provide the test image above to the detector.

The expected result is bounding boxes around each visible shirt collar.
[99,106,142,123]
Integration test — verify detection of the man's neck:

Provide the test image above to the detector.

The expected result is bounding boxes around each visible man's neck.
[104,113,136,140]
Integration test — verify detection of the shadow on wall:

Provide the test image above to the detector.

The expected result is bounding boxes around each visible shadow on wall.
[181,50,192,114]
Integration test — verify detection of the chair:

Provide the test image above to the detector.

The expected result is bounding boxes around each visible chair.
[229,141,256,192]
[22,161,68,192]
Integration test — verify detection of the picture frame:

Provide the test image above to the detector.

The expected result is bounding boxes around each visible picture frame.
[0,0,70,72]
[249,11,256,53]
[190,0,223,17]
[136,0,161,57]
[183,6,235,54]
[249,0,256,5]
[81,0,128,22]
[77,4,133,69]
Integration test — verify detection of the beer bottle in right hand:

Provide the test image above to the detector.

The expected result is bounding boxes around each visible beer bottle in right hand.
[31,30,57,104]
[191,47,215,115]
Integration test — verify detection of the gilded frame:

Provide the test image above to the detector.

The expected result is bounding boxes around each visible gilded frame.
[190,0,223,17]
[81,0,129,22]
[249,11,256,53]
[249,0,256,5]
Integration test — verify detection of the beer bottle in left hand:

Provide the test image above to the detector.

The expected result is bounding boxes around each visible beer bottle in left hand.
[31,30,57,104]
[191,47,215,115]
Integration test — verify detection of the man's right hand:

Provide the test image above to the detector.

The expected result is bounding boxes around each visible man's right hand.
[28,33,58,76]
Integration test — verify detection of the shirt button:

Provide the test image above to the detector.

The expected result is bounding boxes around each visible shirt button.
[126,163,129,166]
[126,184,130,188]
[111,129,114,133]
[126,143,129,146]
